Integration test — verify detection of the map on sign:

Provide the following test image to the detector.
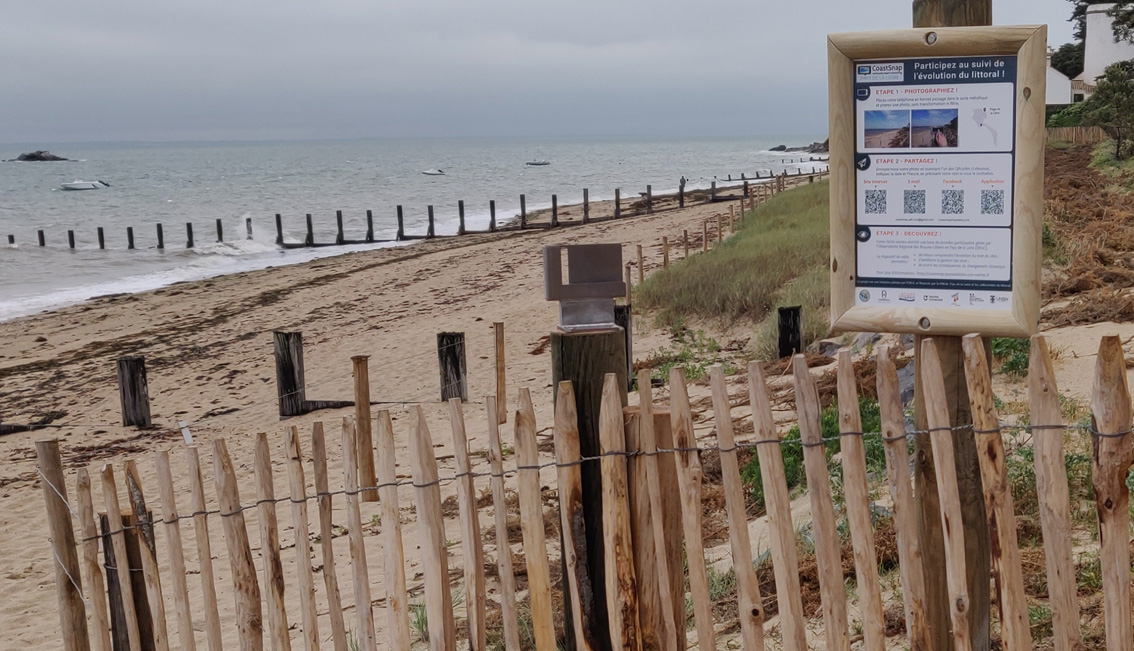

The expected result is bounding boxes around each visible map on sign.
[852,55,1017,311]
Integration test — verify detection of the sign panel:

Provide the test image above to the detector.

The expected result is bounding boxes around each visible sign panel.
[826,27,1046,337]
[854,55,1017,311]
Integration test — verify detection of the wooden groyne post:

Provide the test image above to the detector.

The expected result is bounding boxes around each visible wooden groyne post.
[427,206,436,238]
[583,189,590,224]
[520,194,527,228]
[117,356,152,428]
[274,331,308,418]
[614,189,621,219]
[336,211,344,245]
[397,206,405,241]
[98,227,105,250]
[216,219,223,243]
[437,332,468,401]
[186,223,194,249]
[646,185,653,214]
[490,200,497,232]
[305,214,314,246]
[127,227,135,250]
[366,210,374,243]
[157,224,164,250]
[68,231,75,250]
[245,217,252,240]
[458,200,466,235]
[275,214,283,245]
[552,195,559,227]
[777,306,803,358]
[38,230,45,246]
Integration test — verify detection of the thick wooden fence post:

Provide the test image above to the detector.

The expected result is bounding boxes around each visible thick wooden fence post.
[37,440,91,651]
[283,428,320,651]
[662,237,669,268]
[122,463,169,651]
[77,469,113,651]
[351,355,378,502]
[636,244,644,285]
[187,448,223,651]
[494,322,507,424]
[274,331,307,418]
[374,413,412,650]
[921,340,974,651]
[552,329,628,651]
[912,6,993,649]
[253,435,291,651]
[777,306,803,358]
[310,424,349,651]
[117,356,152,428]
[437,332,468,401]
[449,400,486,651]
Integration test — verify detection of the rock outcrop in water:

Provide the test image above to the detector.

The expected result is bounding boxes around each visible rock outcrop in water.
[10,150,69,161]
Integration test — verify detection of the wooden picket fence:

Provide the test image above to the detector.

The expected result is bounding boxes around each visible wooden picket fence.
[1046,126,1109,146]
[37,332,1134,650]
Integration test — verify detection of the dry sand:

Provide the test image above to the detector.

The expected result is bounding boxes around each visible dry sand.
[0,190,764,650]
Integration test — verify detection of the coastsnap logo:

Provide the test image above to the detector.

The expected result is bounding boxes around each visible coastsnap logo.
[856,62,905,83]
[859,290,870,302]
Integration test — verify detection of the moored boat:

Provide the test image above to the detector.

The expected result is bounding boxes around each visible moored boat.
[60,180,109,191]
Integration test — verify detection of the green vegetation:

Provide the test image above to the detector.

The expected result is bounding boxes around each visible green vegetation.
[637,181,830,329]
[740,396,884,513]
[642,329,729,383]
[1047,101,1089,128]
[1084,60,1134,161]
[991,337,1030,378]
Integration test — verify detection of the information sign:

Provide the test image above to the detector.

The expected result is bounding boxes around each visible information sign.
[827,27,1047,336]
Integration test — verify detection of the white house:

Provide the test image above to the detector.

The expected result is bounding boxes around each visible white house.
[1047,49,1073,104]
[1074,2,1134,100]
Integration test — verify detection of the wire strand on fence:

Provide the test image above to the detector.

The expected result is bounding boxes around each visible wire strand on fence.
[71,420,1121,544]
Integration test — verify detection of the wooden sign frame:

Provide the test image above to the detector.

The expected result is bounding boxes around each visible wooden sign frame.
[828,25,1047,337]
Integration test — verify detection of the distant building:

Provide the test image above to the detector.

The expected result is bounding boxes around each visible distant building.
[1074,2,1134,100]
[1047,49,1073,104]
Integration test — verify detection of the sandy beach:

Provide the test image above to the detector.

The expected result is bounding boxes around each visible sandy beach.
[0,188,768,650]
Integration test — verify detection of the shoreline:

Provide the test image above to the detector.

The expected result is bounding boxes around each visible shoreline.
[1,167,827,324]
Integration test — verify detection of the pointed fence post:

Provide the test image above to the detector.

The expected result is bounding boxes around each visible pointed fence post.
[37,440,91,651]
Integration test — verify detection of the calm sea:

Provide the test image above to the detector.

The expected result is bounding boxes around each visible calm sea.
[0,135,826,321]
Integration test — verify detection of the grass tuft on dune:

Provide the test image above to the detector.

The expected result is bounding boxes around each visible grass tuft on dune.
[636,180,831,352]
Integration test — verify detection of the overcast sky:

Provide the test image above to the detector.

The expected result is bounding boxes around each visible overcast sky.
[0,1,1076,143]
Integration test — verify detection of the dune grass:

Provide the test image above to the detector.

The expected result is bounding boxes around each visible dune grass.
[637,181,831,337]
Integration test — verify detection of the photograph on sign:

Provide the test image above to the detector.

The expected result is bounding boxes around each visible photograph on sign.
[827,26,1046,337]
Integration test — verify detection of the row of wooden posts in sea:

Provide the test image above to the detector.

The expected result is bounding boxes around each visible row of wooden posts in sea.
[6,165,829,251]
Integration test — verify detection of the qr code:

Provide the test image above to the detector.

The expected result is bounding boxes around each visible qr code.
[981,190,1005,215]
[942,190,965,215]
[904,190,926,214]
[865,190,887,214]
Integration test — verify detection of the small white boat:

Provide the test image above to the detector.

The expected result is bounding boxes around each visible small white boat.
[422,169,445,176]
[60,180,109,191]
[525,160,550,166]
